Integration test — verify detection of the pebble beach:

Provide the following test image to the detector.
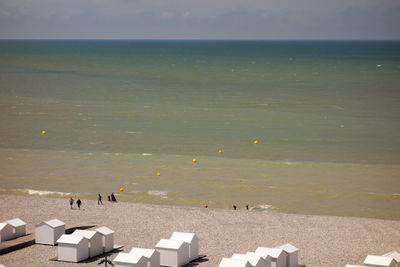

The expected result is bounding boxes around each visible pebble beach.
[0,194,399,267]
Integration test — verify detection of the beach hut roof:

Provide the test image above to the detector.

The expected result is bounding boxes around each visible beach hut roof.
[44,219,65,228]
[7,218,26,227]
[96,226,114,235]
[364,255,396,266]
[0,222,11,231]
[170,232,197,243]
[57,234,84,245]
[130,247,157,258]
[383,251,400,262]
[72,229,98,240]
[255,247,284,258]
[219,257,251,267]
[276,243,299,253]
[114,252,145,264]
[232,253,263,266]
[156,239,185,250]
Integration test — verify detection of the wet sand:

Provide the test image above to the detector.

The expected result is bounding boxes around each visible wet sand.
[0,194,399,266]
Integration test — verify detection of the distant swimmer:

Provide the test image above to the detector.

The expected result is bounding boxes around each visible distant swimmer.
[98,194,103,205]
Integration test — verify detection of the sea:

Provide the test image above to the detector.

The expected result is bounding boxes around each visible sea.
[0,40,399,219]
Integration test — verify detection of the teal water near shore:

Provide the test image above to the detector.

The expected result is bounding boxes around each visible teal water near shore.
[0,40,399,219]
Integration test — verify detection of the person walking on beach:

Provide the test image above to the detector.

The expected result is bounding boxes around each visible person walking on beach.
[98,194,103,205]
[77,199,82,210]
[69,198,74,209]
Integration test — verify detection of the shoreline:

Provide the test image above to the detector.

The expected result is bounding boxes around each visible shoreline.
[1,194,400,267]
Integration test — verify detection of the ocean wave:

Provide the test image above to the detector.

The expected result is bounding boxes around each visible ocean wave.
[25,189,71,196]
[251,204,272,211]
[148,190,168,198]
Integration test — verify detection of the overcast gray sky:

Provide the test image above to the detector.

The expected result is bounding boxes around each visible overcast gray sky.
[0,0,399,39]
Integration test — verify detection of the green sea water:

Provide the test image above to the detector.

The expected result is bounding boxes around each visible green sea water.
[0,40,399,219]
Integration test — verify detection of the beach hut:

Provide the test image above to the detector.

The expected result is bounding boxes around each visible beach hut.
[364,255,396,267]
[130,247,160,267]
[56,234,89,262]
[170,232,199,261]
[255,247,286,267]
[96,226,114,252]
[7,218,27,238]
[232,253,269,267]
[0,222,14,242]
[72,229,103,257]
[219,258,252,267]
[114,252,148,267]
[276,243,298,267]
[247,252,272,267]
[383,252,400,267]
[35,219,65,245]
[155,239,189,267]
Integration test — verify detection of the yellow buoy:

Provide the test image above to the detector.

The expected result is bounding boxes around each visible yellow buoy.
[192,158,197,164]
[157,172,161,176]
[42,130,46,135]
[218,149,222,154]
[120,188,124,192]
[253,140,258,145]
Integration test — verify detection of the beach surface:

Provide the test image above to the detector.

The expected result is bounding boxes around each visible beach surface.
[0,194,399,267]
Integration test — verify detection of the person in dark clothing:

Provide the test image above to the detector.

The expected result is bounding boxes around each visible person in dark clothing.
[98,194,103,205]
[233,205,237,210]
[246,205,249,210]
[77,199,82,209]
[111,192,117,202]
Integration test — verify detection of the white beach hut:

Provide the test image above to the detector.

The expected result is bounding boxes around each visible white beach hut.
[130,247,160,267]
[35,219,65,245]
[383,252,400,267]
[0,222,14,242]
[219,258,252,267]
[232,253,268,267]
[276,243,298,267]
[56,234,89,262]
[255,247,286,267]
[114,252,148,267]
[7,218,27,238]
[364,255,396,267]
[170,232,199,262]
[155,239,189,267]
[72,229,103,257]
[96,226,114,252]
[247,252,272,267]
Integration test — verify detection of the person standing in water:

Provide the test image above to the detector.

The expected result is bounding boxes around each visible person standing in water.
[69,198,74,209]
[77,199,82,209]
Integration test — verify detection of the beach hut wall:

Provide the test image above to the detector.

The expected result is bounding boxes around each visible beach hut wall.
[232,253,269,267]
[56,234,89,262]
[155,239,189,267]
[276,243,299,267]
[382,252,400,267]
[96,226,114,252]
[72,229,103,258]
[0,222,14,242]
[114,252,148,267]
[364,255,397,267]
[7,218,27,238]
[218,257,252,267]
[35,219,65,245]
[130,247,160,267]
[255,247,286,267]
[170,232,199,262]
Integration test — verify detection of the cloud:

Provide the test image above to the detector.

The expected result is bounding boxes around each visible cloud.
[0,0,399,39]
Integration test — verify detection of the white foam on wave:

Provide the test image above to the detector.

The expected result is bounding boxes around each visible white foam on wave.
[148,190,168,198]
[142,153,152,156]
[25,189,71,196]
[127,131,137,134]
[251,204,272,211]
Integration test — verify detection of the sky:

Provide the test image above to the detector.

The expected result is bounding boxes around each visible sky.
[0,0,399,40]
